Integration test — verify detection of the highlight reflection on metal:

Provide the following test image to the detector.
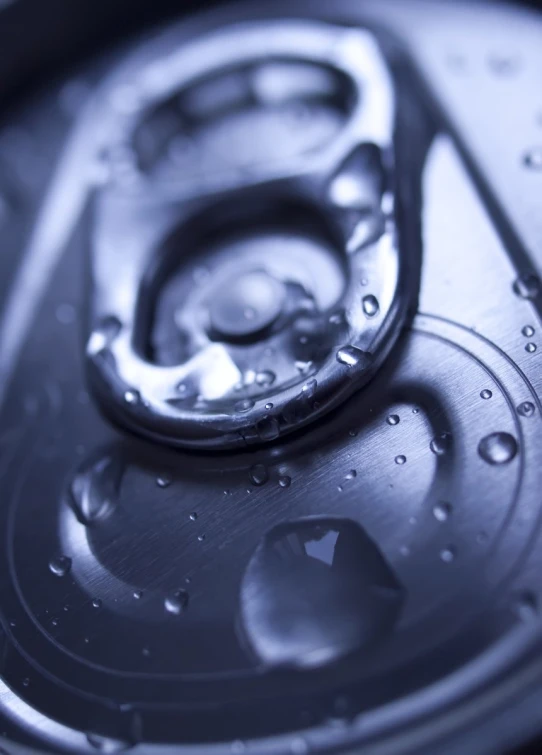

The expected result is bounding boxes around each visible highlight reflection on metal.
[86,21,415,449]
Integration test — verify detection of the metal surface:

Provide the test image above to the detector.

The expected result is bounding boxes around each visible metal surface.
[0,1,541,754]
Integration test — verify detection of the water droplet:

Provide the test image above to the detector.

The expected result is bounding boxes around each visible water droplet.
[70,454,123,526]
[189,512,198,521]
[87,316,121,355]
[525,342,537,353]
[522,325,535,338]
[515,591,538,621]
[513,273,540,299]
[478,432,518,465]
[412,407,420,415]
[440,546,456,563]
[345,469,357,481]
[480,389,492,400]
[51,617,59,627]
[329,311,344,326]
[386,414,400,426]
[348,429,358,437]
[142,647,150,657]
[133,590,142,600]
[197,534,206,542]
[488,53,520,75]
[235,398,255,413]
[395,455,406,465]
[295,360,313,375]
[265,403,273,410]
[336,345,370,369]
[249,464,269,486]
[22,678,29,688]
[430,432,452,456]
[301,379,317,398]
[48,555,72,577]
[123,389,140,406]
[362,294,379,318]
[156,475,172,488]
[164,590,189,615]
[256,416,280,441]
[399,545,410,557]
[239,517,404,668]
[256,370,275,387]
[518,401,536,417]
[278,475,291,488]
[92,598,102,609]
[433,502,452,522]
[523,148,542,170]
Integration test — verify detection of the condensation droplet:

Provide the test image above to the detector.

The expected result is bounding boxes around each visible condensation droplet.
[440,546,456,564]
[156,475,172,488]
[348,429,358,437]
[249,464,269,486]
[523,148,542,171]
[336,345,370,369]
[345,469,357,481]
[235,398,255,413]
[278,475,291,488]
[433,502,452,522]
[301,379,317,398]
[197,534,206,542]
[430,432,452,456]
[517,401,536,417]
[395,455,406,465]
[525,342,537,353]
[124,389,140,406]
[48,555,72,577]
[295,360,313,375]
[515,591,538,621]
[480,389,492,400]
[513,273,540,299]
[164,590,189,615]
[362,294,379,318]
[522,325,535,338]
[189,512,198,521]
[478,432,518,465]
[265,403,273,410]
[92,598,102,609]
[133,590,143,600]
[386,414,400,426]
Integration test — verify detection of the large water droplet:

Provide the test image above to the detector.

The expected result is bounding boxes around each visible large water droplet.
[522,325,535,338]
[70,454,123,526]
[362,295,379,318]
[513,273,540,299]
[430,432,452,456]
[394,455,406,465]
[249,464,269,486]
[278,475,291,488]
[386,414,400,426]
[480,389,492,400]
[478,432,518,465]
[164,589,189,615]
[336,346,370,369]
[48,555,72,577]
[525,342,537,353]
[239,517,404,668]
[517,401,536,418]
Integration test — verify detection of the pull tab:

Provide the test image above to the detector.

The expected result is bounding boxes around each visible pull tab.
[85,21,418,449]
